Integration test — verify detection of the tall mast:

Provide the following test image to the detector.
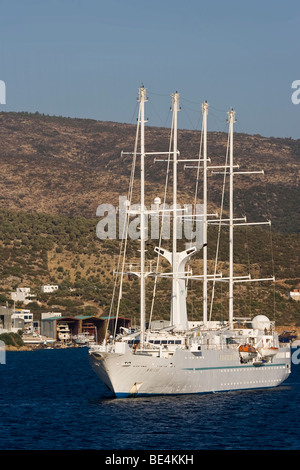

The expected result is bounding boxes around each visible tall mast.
[171,92,179,326]
[202,101,209,326]
[228,108,236,329]
[156,91,196,331]
[172,92,179,256]
[139,85,147,347]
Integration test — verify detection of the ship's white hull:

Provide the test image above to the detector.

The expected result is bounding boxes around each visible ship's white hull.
[89,346,291,398]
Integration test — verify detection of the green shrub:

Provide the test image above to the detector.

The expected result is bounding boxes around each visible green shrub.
[0,332,24,347]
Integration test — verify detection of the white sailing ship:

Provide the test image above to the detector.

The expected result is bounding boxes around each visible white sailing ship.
[89,86,291,397]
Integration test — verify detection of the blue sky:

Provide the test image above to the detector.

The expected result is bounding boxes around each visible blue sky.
[0,0,299,138]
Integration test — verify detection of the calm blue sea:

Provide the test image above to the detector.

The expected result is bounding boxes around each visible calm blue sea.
[1,347,300,451]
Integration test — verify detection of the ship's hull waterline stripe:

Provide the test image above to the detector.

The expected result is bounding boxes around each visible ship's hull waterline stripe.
[182,363,287,371]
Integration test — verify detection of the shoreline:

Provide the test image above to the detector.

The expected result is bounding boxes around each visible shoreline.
[4,325,299,351]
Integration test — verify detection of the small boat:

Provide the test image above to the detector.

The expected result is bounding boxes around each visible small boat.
[238,344,257,362]
[73,333,91,346]
[257,346,278,358]
[253,359,266,367]
[57,323,71,342]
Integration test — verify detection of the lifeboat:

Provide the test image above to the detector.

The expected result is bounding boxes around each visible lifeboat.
[257,346,278,358]
[238,344,257,362]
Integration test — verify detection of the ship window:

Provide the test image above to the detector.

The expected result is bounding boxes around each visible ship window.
[168,340,174,344]
[226,337,238,345]
[161,340,167,344]
[175,340,181,344]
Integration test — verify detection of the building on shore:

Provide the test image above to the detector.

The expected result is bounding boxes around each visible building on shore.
[11,287,36,305]
[40,314,131,343]
[0,306,14,333]
[41,285,59,294]
[289,289,300,301]
[12,309,33,333]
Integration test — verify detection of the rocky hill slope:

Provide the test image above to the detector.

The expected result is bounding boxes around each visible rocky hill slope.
[0,111,298,326]
[0,111,299,232]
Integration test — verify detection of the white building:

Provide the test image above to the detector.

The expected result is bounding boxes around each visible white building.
[41,312,62,320]
[41,285,59,294]
[0,306,14,333]
[11,287,36,304]
[12,309,33,333]
[289,289,300,301]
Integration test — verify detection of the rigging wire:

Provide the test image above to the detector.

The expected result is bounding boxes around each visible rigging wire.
[183,109,205,320]
[235,120,277,322]
[147,90,171,98]
[148,98,171,128]
[209,131,230,322]
[239,184,253,319]
[105,107,140,343]
[130,102,139,125]
[186,111,204,288]
[180,104,198,131]
[181,95,228,114]
[262,176,277,322]
[180,102,203,131]
[148,115,174,327]
[113,114,140,340]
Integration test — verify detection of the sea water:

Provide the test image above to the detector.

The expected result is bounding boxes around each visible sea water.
[1,347,300,450]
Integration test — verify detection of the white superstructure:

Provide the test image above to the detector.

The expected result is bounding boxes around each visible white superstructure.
[89,86,291,398]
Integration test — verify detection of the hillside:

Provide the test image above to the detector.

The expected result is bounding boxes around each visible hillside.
[0,111,299,232]
[0,207,298,326]
[0,111,299,327]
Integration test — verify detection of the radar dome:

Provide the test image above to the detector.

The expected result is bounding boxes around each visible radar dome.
[252,315,271,331]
